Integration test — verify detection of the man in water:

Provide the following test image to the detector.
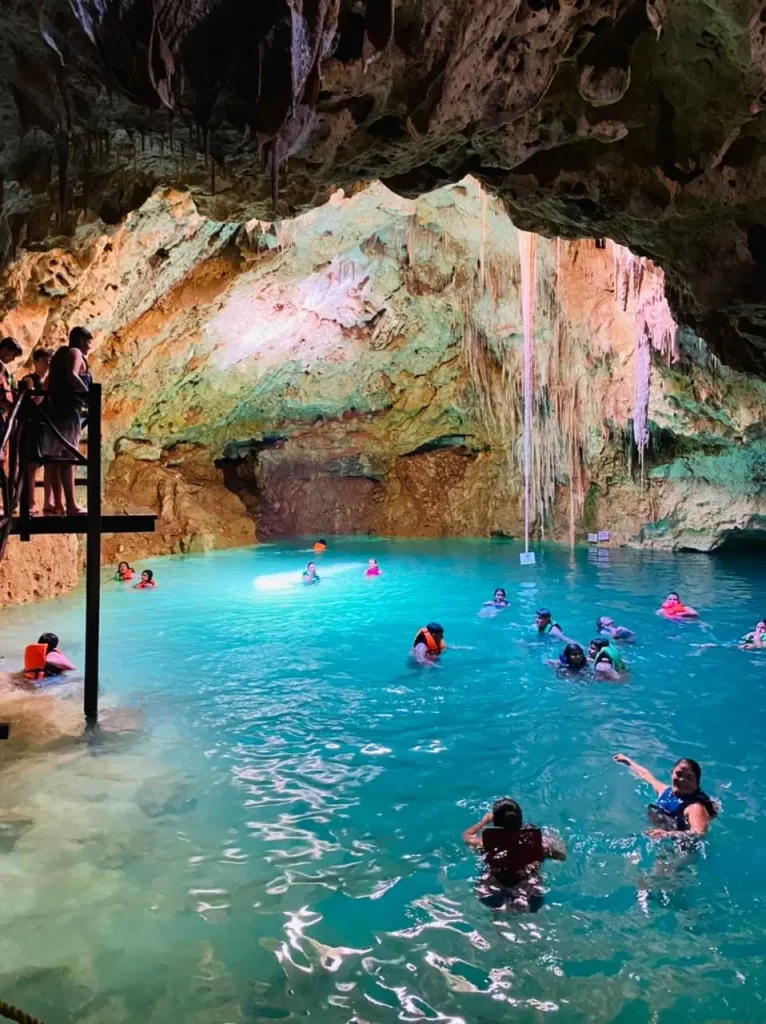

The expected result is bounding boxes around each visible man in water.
[534,608,571,642]
[462,797,567,911]
[596,616,636,642]
[411,623,446,665]
[302,562,320,585]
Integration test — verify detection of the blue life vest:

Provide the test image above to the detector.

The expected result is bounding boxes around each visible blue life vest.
[650,786,715,831]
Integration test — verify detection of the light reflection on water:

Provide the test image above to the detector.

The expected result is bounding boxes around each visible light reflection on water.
[0,539,765,1022]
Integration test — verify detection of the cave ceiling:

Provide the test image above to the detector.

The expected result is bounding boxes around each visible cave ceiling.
[1,0,766,374]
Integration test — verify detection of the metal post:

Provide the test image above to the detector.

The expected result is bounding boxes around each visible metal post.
[84,383,102,723]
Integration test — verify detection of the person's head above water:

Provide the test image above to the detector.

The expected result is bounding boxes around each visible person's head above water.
[664,591,681,605]
[118,561,132,573]
[426,622,444,638]
[369,558,378,567]
[307,562,316,572]
[141,569,154,583]
[671,757,703,796]
[37,632,59,652]
[561,643,586,670]
[589,637,610,657]
[494,588,507,602]
[536,608,552,626]
[492,797,523,830]
[597,616,614,631]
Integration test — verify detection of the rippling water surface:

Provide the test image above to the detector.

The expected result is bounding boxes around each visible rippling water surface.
[1,539,765,1023]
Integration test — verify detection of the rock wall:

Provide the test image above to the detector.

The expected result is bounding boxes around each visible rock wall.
[0,177,764,604]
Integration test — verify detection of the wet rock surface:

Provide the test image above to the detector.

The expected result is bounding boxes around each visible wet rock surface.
[1,2,766,372]
[0,176,762,611]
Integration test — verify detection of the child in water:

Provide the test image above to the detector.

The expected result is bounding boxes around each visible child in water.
[302,562,320,585]
[115,561,135,581]
[463,797,567,912]
[134,569,156,589]
[658,592,698,620]
[365,558,381,577]
[740,618,766,649]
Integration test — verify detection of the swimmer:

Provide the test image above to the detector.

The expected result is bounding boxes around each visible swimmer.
[24,632,77,680]
[614,753,717,838]
[588,637,628,680]
[534,608,572,642]
[313,539,327,553]
[302,562,320,585]
[463,797,567,912]
[483,588,509,610]
[658,591,699,620]
[549,642,588,676]
[115,561,135,582]
[134,569,157,589]
[365,558,381,577]
[412,622,446,665]
[740,618,766,650]
[596,615,636,642]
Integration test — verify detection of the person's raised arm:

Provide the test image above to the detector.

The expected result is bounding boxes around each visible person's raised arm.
[462,811,492,850]
[543,834,567,861]
[613,753,665,794]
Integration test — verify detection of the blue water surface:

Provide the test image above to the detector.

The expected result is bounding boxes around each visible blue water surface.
[1,538,765,1023]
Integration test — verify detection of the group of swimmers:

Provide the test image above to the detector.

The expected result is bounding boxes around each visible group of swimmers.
[463,755,718,911]
[115,562,157,589]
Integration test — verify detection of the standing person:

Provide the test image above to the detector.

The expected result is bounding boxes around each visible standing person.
[613,754,717,836]
[0,336,23,432]
[20,347,54,515]
[462,798,567,911]
[43,327,92,515]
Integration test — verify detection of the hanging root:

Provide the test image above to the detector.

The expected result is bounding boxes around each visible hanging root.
[0,999,46,1024]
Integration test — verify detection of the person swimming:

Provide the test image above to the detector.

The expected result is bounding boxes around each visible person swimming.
[534,608,571,642]
[462,797,567,911]
[115,561,135,581]
[614,753,717,837]
[302,562,320,585]
[365,558,381,577]
[596,616,636,641]
[740,618,766,650]
[484,588,509,609]
[588,637,627,680]
[658,591,698,620]
[412,623,446,665]
[313,539,327,553]
[23,632,77,680]
[134,569,157,589]
[553,642,588,675]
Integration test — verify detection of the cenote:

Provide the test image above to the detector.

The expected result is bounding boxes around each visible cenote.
[1,539,765,1022]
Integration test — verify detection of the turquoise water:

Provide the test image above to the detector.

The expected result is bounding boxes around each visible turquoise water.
[1,539,766,1023]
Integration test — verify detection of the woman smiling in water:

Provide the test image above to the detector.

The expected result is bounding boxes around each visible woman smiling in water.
[614,753,717,837]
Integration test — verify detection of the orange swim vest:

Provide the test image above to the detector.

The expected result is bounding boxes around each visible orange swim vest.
[313,542,327,552]
[663,601,688,616]
[136,580,156,589]
[414,628,445,656]
[24,643,48,680]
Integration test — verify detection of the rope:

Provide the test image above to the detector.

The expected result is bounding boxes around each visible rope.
[0,999,46,1024]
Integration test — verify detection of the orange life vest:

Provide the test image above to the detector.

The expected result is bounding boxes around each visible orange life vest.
[136,580,156,589]
[313,542,327,552]
[24,643,48,680]
[414,628,445,655]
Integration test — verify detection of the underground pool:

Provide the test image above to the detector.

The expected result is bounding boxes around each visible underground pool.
[0,538,765,1023]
